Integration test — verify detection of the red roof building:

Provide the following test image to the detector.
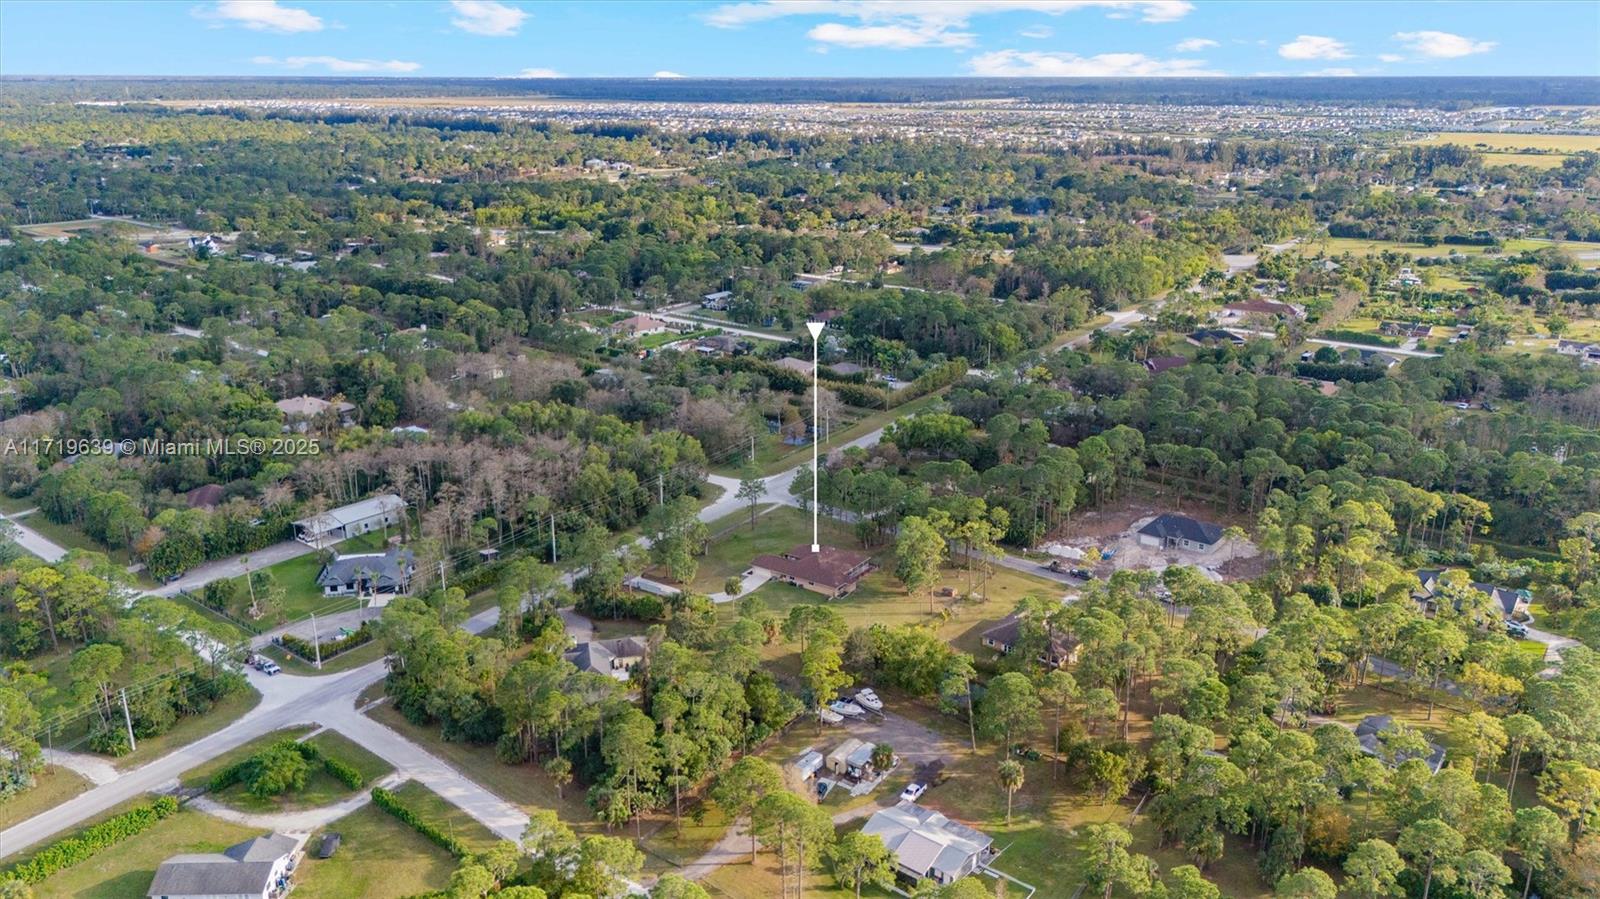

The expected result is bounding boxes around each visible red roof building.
[751,544,872,599]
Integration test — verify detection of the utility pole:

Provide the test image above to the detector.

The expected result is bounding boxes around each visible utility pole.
[749,433,755,463]
[437,560,446,592]
[549,515,557,563]
[658,473,665,505]
[119,688,137,753]
[806,321,824,553]
[310,612,322,670]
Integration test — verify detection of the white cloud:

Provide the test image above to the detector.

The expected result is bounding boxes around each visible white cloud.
[1173,37,1217,51]
[1020,25,1053,38]
[1393,30,1495,58]
[808,21,972,48]
[1277,34,1350,60]
[252,55,421,73]
[515,67,563,77]
[1378,53,1405,63]
[652,70,686,78]
[708,2,1193,50]
[1306,67,1358,77]
[969,49,1220,77]
[196,0,322,33]
[449,0,528,36]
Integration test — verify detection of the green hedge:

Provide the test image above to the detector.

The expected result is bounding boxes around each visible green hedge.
[277,621,375,664]
[371,787,468,858]
[209,738,365,793]
[5,796,179,884]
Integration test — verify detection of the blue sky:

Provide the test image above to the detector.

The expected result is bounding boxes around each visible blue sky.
[1,1,1595,79]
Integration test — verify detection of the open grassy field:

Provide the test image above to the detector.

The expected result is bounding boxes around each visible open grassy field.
[1416,131,1600,153]
[190,726,393,813]
[714,391,948,478]
[292,801,461,899]
[29,804,259,899]
[0,767,90,830]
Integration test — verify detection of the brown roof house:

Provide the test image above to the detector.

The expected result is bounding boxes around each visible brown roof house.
[981,613,1080,669]
[611,314,669,338]
[751,544,872,599]
[184,484,226,511]
[276,395,355,433]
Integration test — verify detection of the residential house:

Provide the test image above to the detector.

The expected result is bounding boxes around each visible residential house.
[1555,340,1600,365]
[1187,328,1246,347]
[611,315,669,338]
[564,637,649,681]
[184,484,226,512]
[861,802,995,887]
[1142,356,1189,375]
[292,494,407,546]
[750,544,872,599]
[1216,299,1303,323]
[692,334,745,357]
[275,395,355,433]
[1412,569,1530,620]
[147,832,302,899]
[981,613,1080,668]
[315,547,415,600]
[1136,513,1224,553]
[772,357,816,377]
[1354,715,1447,773]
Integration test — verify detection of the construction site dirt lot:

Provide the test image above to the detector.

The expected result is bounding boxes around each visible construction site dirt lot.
[1040,493,1264,582]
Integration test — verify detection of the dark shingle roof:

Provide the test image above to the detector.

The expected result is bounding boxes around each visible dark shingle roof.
[315,548,414,590]
[752,544,871,591]
[1137,513,1223,546]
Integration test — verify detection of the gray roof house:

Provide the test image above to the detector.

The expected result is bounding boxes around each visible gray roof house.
[148,832,302,899]
[862,801,994,886]
[565,636,649,681]
[1354,715,1447,773]
[1413,569,1530,619]
[316,547,415,599]
[1136,513,1224,553]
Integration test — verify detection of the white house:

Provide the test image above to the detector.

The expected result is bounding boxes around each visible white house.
[292,494,406,546]
[147,833,302,899]
[862,802,995,886]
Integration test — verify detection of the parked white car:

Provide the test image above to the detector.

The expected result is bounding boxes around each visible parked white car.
[818,706,845,725]
[899,783,927,803]
[829,700,866,718]
[855,688,883,712]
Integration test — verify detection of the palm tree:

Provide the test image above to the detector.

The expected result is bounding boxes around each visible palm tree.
[998,759,1025,825]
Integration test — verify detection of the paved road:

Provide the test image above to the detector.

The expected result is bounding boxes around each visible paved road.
[0,510,67,563]
[148,539,316,598]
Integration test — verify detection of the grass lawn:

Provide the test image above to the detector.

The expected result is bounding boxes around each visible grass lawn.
[29,805,259,899]
[0,766,90,830]
[219,531,393,627]
[12,514,139,570]
[689,505,860,594]
[305,730,395,785]
[364,702,598,832]
[115,685,262,771]
[293,802,461,899]
[187,726,393,813]
[388,780,502,855]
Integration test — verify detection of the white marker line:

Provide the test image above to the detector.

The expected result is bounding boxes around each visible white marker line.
[806,320,824,554]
